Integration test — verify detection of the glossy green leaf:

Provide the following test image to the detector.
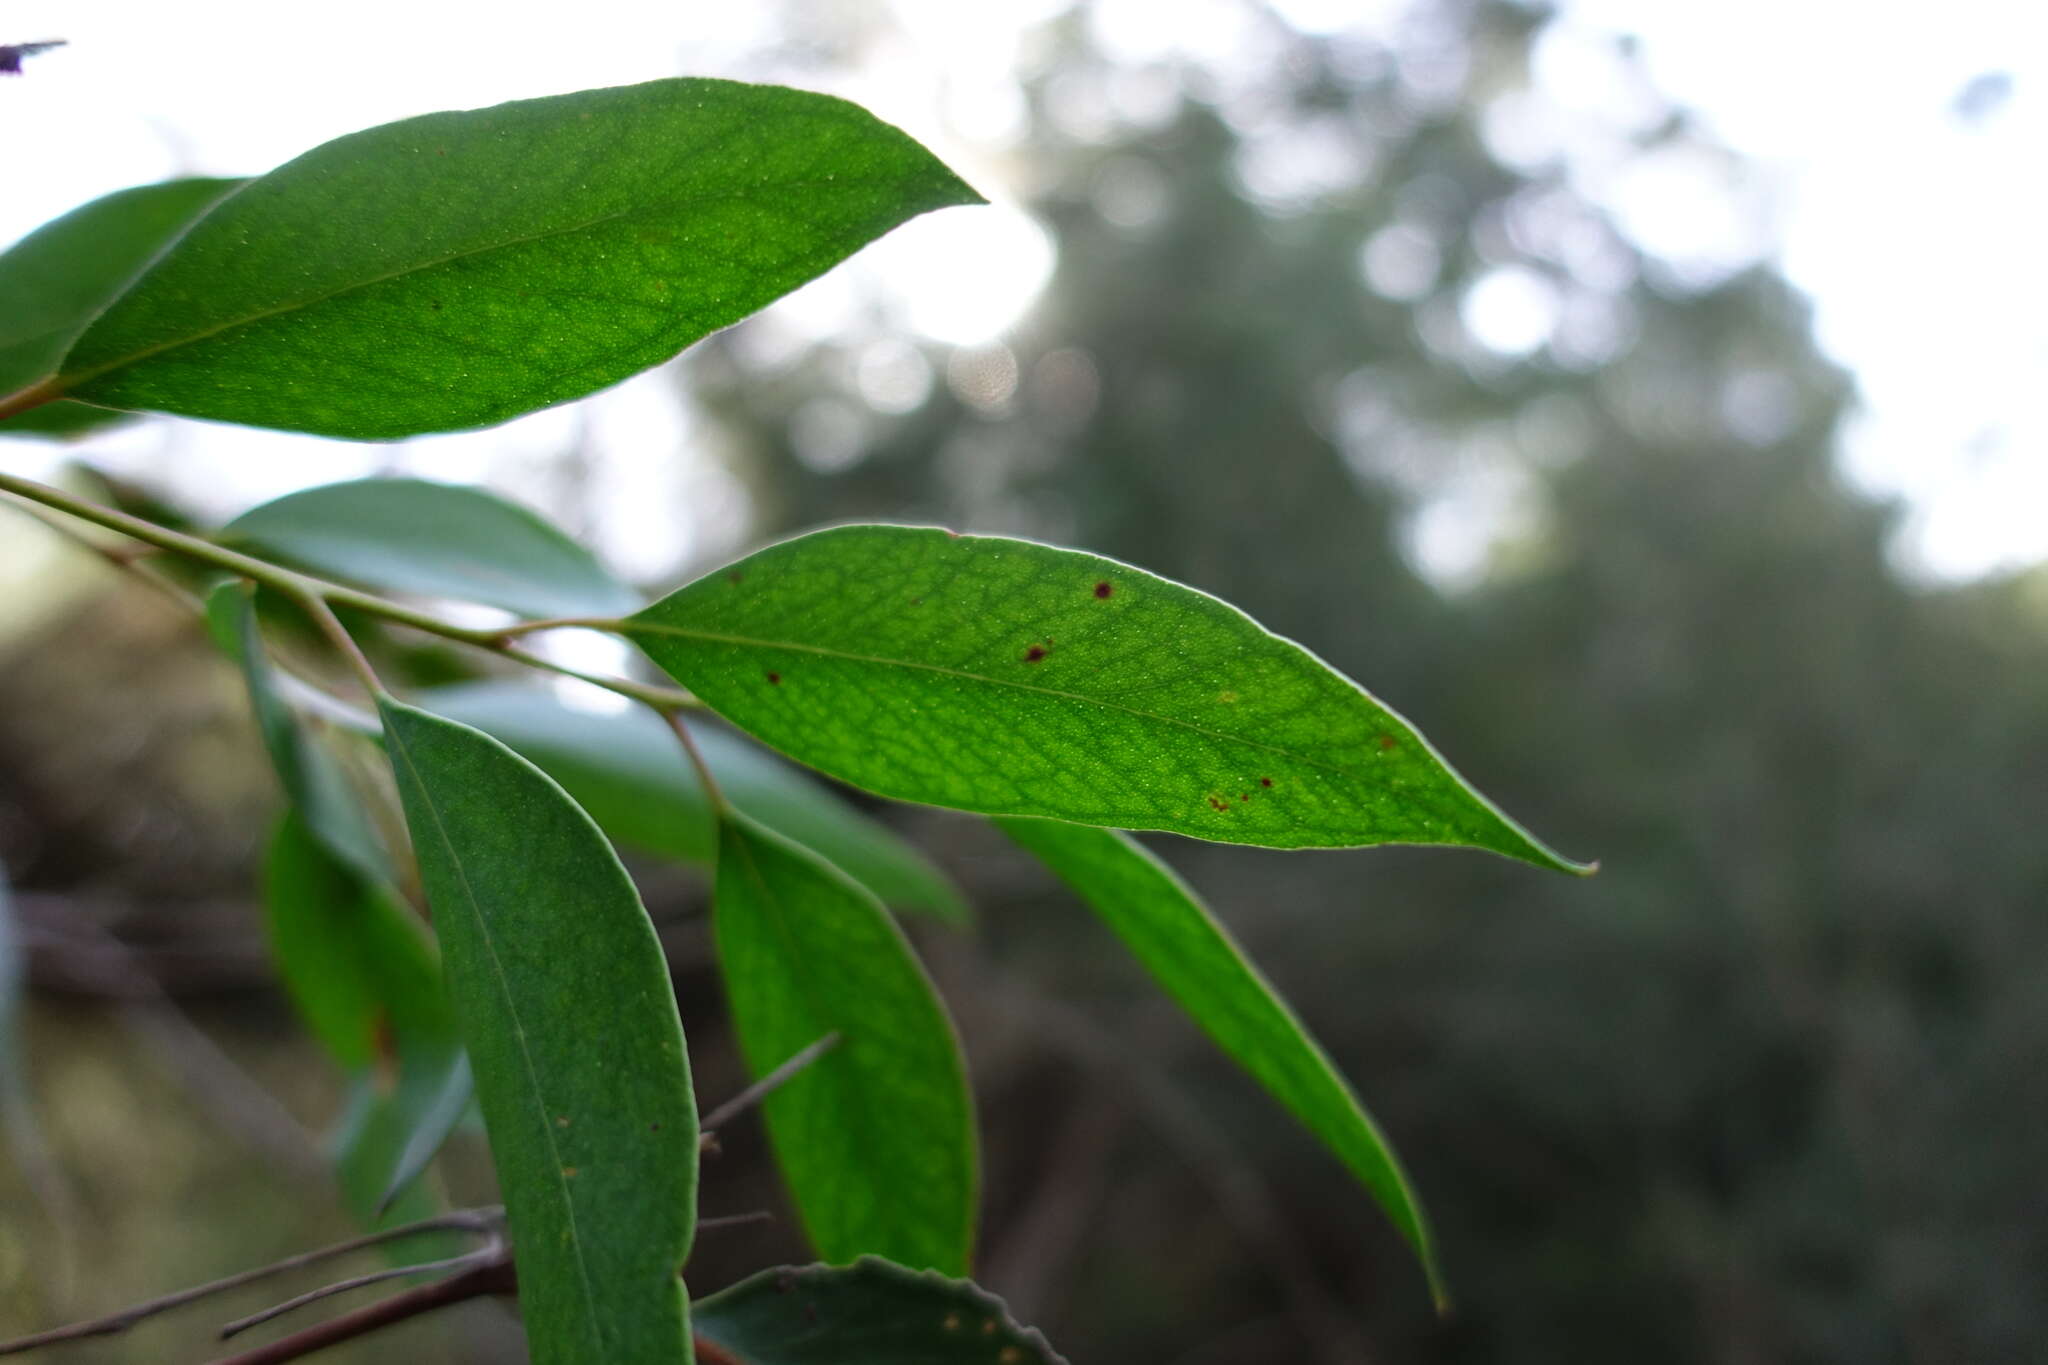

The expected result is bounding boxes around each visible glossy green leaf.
[380,698,696,1364]
[422,681,966,920]
[222,479,640,619]
[57,80,983,439]
[263,814,470,1216]
[207,581,389,878]
[693,1259,1066,1365]
[0,177,241,398]
[997,818,1445,1307]
[629,526,1587,867]
[714,815,975,1275]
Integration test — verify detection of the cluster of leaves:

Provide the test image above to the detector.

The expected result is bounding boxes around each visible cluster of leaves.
[0,78,1582,1361]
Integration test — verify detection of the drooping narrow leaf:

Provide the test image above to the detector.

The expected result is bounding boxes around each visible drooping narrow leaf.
[0,177,241,440]
[629,526,1588,867]
[423,681,966,920]
[222,479,640,620]
[693,1259,1067,1365]
[262,814,470,1217]
[714,815,975,1275]
[206,581,388,878]
[57,80,983,439]
[379,698,696,1364]
[996,818,1445,1307]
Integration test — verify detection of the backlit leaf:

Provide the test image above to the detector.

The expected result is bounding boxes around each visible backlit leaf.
[629,525,1587,866]
[693,1258,1066,1365]
[0,177,240,439]
[422,680,966,919]
[57,80,982,439]
[714,815,975,1274]
[222,478,639,619]
[380,698,697,1364]
[997,817,1445,1306]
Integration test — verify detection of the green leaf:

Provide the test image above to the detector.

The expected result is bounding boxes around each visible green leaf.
[0,177,241,398]
[422,681,967,920]
[628,525,1587,867]
[714,815,975,1275]
[221,479,640,620]
[263,814,470,1217]
[693,1258,1067,1365]
[0,399,131,442]
[207,581,389,878]
[379,698,696,1364]
[58,79,983,439]
[996,819,1446,1308]
[261,813,447,1069]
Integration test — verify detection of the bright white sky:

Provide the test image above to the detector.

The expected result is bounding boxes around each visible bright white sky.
[2,0,2042,584]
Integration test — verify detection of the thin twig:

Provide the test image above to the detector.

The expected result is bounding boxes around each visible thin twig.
[694,1210,775,1233]
[699,1031,841,1137]
[218,1248,499,1341]
[0,1209,502,1356]
[502,644,703,711]
[661,706,731,815]
[204,1255,515,1365]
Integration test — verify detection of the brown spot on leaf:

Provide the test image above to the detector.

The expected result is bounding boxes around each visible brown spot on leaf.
[766,671,781,685]
[1379,733,1397,751]
[1239,792,1251,803]
[561,1166,578,1179]
[1094,581,1113,598]
[1260,777,1274,787]
[1024,645,1047,663]
[727,571,744,585]
[1207,795,1230,812]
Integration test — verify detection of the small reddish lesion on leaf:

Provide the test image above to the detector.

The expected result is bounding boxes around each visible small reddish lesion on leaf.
[1206,794,1231,812]
[1023,644,1048,663]
[766,671,782,685]
[727,570,745,585]
[1093,580,1113,599]
[1260,776,1274,787]
[1379,733,1397,751]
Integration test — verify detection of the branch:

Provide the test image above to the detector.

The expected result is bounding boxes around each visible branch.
[205,1255,515,1365]
[0,1209,503,1356]
[0,470,703,709]
[218,1249,500,1341]
[699,1031,841,1137]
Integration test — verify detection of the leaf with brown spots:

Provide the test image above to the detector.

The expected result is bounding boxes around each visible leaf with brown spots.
[628,525,1589,869]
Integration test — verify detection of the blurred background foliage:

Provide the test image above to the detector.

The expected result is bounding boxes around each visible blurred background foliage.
[5,0,2047,1360]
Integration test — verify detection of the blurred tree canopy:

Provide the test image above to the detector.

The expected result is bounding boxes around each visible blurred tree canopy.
[688,1,2048,1360]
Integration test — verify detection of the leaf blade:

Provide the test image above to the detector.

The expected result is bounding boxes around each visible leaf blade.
[997,817,1446,1306]
[422,680,967,919]
[380,698,696,1364]
[222,479,639,619]
[60,80,982,438]
[693,1258,1068,1365]
[630,525,1586,867]
[0,177,242,397]
[714,815,976,1274]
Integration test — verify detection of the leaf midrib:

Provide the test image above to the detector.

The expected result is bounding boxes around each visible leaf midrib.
[61,170,926,391]
[383,718,606,1355]
[625,619,1382,785]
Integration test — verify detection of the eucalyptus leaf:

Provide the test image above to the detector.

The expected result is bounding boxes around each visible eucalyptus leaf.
[207,581,389,879]
[222,479,640,619]
[58,80,982,439]
[714,815,975,1275]
[422,680,966,919]
[380,698,696,1363]
[629,525,1587,866]
[693,1258,1067,1365]
[0,177,241,399]
[997,818,1445,1307]
[263,814,469,1214]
